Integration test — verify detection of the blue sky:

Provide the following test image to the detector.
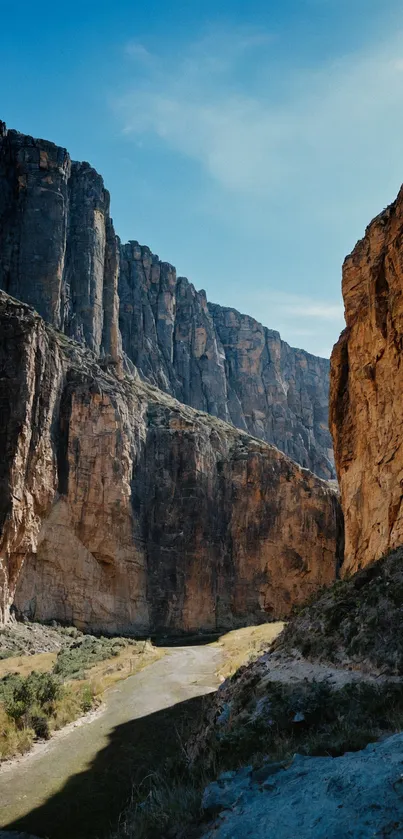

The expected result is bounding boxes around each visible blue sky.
[1,0,403,356]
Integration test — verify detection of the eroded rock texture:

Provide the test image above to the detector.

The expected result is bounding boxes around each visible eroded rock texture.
[0,124,120,362]
[119,243,335,479]
[0,123,334,479]
[0,292,341,632]
[330,185,403,574]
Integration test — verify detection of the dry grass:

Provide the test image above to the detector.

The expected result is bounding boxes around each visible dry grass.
[0,705,35,760]
[214,623,285,679]
[0,651,57,679]
[51,683,95,731]
[76,641,163,698]
[0,636,162,762]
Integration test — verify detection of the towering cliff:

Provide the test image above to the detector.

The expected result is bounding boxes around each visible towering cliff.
[0,291,341,631]
[330,185,403,574]
[119,242,335,478]
[0,123,121,363]
[0,123,334,479]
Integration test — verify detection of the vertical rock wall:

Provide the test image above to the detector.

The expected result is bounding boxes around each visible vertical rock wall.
[0,292,342,632]
[330,186,403,573]
[119,243,335,479]
[0,124,334,480]
[0,126,121,363]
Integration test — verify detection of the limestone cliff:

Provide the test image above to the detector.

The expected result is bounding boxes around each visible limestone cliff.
[330,185,403,573]
[0,122,334,479]
[0,291,341,632]
[0,123,121,363]
[119,242,335,479]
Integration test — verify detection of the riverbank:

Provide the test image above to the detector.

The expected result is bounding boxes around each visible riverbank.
[0,645,222,839]
[0,622,161,763]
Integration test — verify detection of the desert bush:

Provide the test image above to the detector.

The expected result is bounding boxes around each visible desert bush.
[54,635,127,679]
[29,712,50,740]
[0,705,34,760]
[0,671,61,725]
[51,682,95,731]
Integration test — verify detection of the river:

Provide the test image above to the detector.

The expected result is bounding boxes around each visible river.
[0,645,221,839]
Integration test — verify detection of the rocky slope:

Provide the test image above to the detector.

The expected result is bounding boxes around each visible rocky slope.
[0,123,334,479]
[0,290,341,632]
[330,185,403,573]
[119,241,334,479]
[199,734,403,839]
[275,546,403,673]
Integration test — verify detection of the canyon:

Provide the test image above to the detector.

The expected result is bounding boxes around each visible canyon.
[3,120,403,839]
[0,123,334,480]
[0,291,341,631]
[0,123,341,632]
[119,243,334,479]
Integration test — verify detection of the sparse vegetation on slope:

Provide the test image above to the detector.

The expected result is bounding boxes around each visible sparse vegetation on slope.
[113,675,403,839]
[214,623,284,679]
[274,546,403,673]
[0,622,160,762]
[113,552,403,839]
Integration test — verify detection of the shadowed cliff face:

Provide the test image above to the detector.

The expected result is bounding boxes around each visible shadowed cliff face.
[0,292,342,632]
[0,126,121,363]
[330,185,403,574]
[0,123,334,479]
[119,243,335,479]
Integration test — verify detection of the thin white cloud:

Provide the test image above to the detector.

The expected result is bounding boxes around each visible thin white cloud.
[112,21,403,356]
[210,287,344,358]
[124,41,154,65]
[237,289,343,321]
[117,25,403,205]
[286,301,344,321]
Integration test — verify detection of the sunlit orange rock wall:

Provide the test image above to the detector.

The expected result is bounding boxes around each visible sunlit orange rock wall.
[330,186,403,574]
[0,292,342,633]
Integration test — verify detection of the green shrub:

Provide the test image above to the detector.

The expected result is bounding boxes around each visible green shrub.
[29,712,50,740]
[80,683,94,713]
[54,635,127,679]
[0,671,61,731]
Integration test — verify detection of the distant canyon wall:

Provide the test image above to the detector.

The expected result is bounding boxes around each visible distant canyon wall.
[0,123,334,479]
[0,291,342,632]
[119,243,335,478]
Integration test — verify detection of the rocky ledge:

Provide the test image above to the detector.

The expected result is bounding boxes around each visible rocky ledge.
[120,242,335,479]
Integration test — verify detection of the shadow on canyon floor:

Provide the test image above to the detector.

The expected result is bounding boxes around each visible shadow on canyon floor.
[4,693,212,839]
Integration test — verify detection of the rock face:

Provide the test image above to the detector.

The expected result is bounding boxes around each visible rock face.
[330,185,403,574]
[199,734,403,839]
[0,291,341,632]
[119,242,335,479]
[0,123,334,480]
[0,124,120,363]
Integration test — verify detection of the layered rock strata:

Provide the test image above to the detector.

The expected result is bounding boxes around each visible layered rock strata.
[330,185,403,574]
[119,242,335,479]
[0,291,342,632]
